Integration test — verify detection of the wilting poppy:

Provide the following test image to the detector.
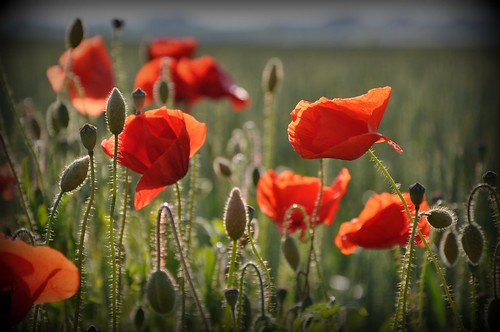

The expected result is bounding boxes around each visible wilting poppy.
[0,233,79,327]
[147,37,197,60]
[134,55,250,111]
[257,168,351,236]
[46,36,115,116]
[101,107,206,210]
[288,86,403,160]
[334,192,431,255]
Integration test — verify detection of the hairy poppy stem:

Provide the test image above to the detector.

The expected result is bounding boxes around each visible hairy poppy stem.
[225,240,239,331]
[236,262,266,332]
[73,150,96,331]
[109,135,119,332]
[186,154,199,253]
[117,167,129,316]
[45,191,64,246]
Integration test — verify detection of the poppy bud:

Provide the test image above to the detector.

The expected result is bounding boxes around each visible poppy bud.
[425,206,456,230]
[85,326,98,332]
[133,306,145,330]
[483,170,498,187]
[487,297,500,331]
[460,223,484,266]
[223,188,248,241]
[111,18,125,30]
[60,156,89,193]
[80,123,97,152]
[252,166,262,187]
[153,79,170,106]
[439,228,460,267]
[281,235,300,271]
[276,287,288,305]
[146,269,177,315]
[409,182,425,209]
[131,88,147,114]
[262,57,283,94]
[106,87,127,135]
[66,18,84,49]
[224,288,239,310]
[27,116,41,140]
[47,100,70,135]
[213,156,232,178]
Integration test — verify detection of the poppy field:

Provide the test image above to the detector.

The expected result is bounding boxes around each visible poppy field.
[1,17,500,332]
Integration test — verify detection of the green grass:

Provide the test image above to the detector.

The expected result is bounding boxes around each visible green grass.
[1,38,499,331]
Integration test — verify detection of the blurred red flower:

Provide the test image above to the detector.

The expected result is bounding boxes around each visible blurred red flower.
[134,55,250,111]
[101,107,206,210]
[46,36,115,116]
[257,168,351,237]
[0,163,16,201]
[288,86,402,160]
[148,37,197,60]
[0,233,79,327]
[334,192,431,255]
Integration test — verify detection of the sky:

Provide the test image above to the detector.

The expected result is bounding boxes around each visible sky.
[1,0,499,47]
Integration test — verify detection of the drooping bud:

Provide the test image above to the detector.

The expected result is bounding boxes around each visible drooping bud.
[439,228,460,267]
[46,100,70,135]
[409,182,425,209]
[224,288,239,310]
[281,235,300,271]
[66,18,84,49]
[483,170,498,187]
[213,156,233,178]
[460,223,484,266]
[131,88,147,114]
[223,187,248,241]
[60,156,89,193]
[105,87,127,135]
[146,269,177,315]
[80,123,97,152]
[425,206,456,230]
[262,57,283,94]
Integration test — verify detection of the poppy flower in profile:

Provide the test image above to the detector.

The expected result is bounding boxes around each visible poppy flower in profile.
[147,37,197,60]
[288,86,403,160]
[334,192,431,255]
[101,107,206,210]
[46,36,115,116]
[134,55,250,111]
[256,168,351,237]
[0,233,79,327]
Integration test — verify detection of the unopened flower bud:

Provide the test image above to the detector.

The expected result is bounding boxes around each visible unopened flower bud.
[224,288,239,310]
[131,88,147,114]
[60,156,89,193]
[213,157,232,178]
[439,228,460,267]
[106,87,126,135]
[146,269,177,315]
[154,79,170,106]
[80,124,97,152]
[281,235,300,271]
[483,170,498,187]
[223,187,248,241]
[27,116,41,140]
[111,18,125,30]
[262,57,283,94]
[460,223,484,266]
[425,206,456,230]
[133,306,145,330]
[85,326,98,332]
[487,297,500,331]
[66,18,84,49]
[47,100,70,135]
[409,182,425,209]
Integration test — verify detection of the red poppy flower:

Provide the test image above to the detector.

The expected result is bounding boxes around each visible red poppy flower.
[288,86,403,160]
[101,107,206,210]
[46,36,115,116]
[334,192,431,255]
[148,37,197,60]
[134,55,250,111]
[0,233,79,327]
[256,168,351,236]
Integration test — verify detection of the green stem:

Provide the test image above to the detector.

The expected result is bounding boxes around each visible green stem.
[117,167,129,319]
[45,191,64,246]
[236,262,266,332]
[186,154,199,253]
[73,150,96,331]
[162,204,212,331]
[470,271,477,332]
[109,135,119,332]
[494,242,499,299]
[417,230,433,332]
[173,182,186,330]
[225,240,239,331]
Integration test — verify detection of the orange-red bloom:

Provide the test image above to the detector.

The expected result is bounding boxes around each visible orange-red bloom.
[148,37,197,60]
[257,168,351,236]
[101,107,206,210]
[134,55,250,111]
[288,86,402,160]
[46,36,115,116]
[0,233,79,327]
[334,192,431,255]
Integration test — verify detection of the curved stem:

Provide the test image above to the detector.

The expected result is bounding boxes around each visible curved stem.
[109,135,119,332]
[236,262,266,332]
[45,191,64,246]
[225,240,239,331]
[163,204,212,331]
[73,150,96,331]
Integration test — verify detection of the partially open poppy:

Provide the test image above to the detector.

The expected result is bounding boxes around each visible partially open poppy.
[134,55,250,111]
[288,86,402,160]
[147,37,197,60]
[46,36,115,116]
[101,107,206,210]
[334,192,431,255]
[0,233,79,327]
[256,168,351,237]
